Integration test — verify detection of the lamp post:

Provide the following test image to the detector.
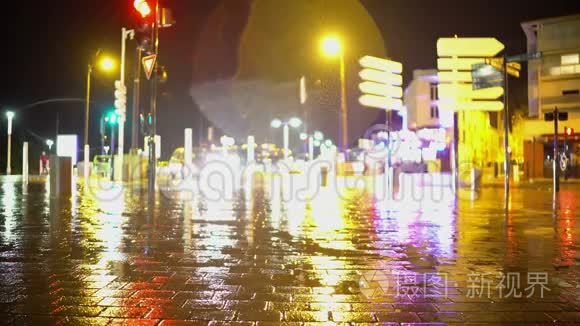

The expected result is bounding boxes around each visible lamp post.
[6,111,14,174]
[271,117,302,161]
[83,52,116,182]
[46,139,54,152]
[321,35,348,152]
[116,27,135,182]
[300,130,324,161]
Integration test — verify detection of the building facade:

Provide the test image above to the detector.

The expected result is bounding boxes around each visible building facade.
[521,14,580,178]
[404,69,454,130]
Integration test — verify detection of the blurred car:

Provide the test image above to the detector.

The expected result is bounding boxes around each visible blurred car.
[92,155,111,177]
[168,148,199,178]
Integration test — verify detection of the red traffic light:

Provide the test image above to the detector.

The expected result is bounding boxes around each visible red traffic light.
[565,127,574,137]
[134,0,152,18]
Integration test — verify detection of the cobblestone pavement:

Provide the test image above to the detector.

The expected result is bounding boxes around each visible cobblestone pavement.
[0,174,578,325]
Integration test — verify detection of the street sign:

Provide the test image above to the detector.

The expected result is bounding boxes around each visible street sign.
[437,37,505,57]
[438,84,503,99]
[358,56,403,111]
[437,37,505,112]
[507,52,542,63]
[544,112,568,121]
[359,69,403,85]
[438,71,473,83]
[142,54,157,80]
[358,81,403,98]
[359,94,403,110]
[439,99,504,112]
[484,57,521,78]
[437,58,485,70]
[359,55,402,73]
[507,62,522,71]
[472,63,503,90]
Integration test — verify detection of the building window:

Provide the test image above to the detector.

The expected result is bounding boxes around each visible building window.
[430,83,438,101]
[550,54,580,76]
[430,104,439,119]
[561,54,579,65]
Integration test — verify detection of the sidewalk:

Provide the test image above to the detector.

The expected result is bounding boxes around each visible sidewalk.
[481,177,580,188]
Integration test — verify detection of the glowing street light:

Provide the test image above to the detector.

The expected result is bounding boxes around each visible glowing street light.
[99,57,115,72]
[288,117,302,129]
[271,117,302,160]
[270,119,282,129]
[46,139,54,151]
[83,51,116,182]
[321,36,342,58]
[299,130,324,161]
[5,111,14,174]
[320,35,348,152]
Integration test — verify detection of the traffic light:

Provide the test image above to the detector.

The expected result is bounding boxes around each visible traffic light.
[105,110,120,125]
[114,80,127,117]
[565,127,574,137]
[133,0,152,18]
[139,113,146,135]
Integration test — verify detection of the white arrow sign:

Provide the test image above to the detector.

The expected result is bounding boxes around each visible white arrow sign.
[437,38,505,57]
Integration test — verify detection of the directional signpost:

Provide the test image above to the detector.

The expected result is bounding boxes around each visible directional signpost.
[437,37,507,192]
[437,37,505,112]
[358,55,403,195]
[358,56,403,111]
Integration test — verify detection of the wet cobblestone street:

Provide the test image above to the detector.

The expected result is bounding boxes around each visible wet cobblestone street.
[0,175,578,325]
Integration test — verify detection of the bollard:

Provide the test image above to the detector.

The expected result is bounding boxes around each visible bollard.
[185,128,193,167]
[50,156,73,198]
[22,142,29,184]
[321,166,329,187]
[247,136,255,163]
[83,144,90,183]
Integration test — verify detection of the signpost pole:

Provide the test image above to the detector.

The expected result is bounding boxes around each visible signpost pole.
[503,54,510,194]
[553,107,560,193]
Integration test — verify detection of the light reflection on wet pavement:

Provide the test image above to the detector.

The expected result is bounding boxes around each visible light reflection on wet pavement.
[0,174,578,325]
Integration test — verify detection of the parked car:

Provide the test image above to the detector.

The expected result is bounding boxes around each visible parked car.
[168,148,199,178]
[92,155,111,177]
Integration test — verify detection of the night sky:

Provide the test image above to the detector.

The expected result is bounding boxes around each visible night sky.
[0,0,577,172]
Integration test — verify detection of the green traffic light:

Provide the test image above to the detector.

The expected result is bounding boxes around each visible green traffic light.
[106,110,120,125]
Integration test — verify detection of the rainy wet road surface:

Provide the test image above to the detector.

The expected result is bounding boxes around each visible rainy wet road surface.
[0,174,578,325]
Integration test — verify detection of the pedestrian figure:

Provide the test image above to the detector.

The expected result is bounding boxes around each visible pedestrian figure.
[40,151,49,175]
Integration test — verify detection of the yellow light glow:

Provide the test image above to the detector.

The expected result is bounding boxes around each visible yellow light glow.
[99,57,115,72]
[321,35,342,58]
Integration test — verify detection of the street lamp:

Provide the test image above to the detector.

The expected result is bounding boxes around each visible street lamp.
[271,117,302,160]
[321,35,348,152]
[46,139,54,151]
[5,111,14,174]
[300,130,324,161]
[84,51,116,181]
